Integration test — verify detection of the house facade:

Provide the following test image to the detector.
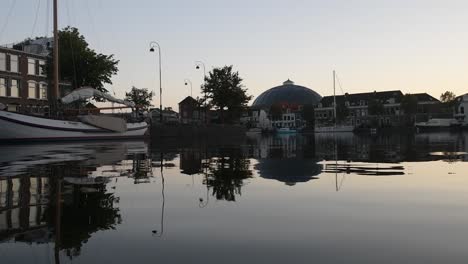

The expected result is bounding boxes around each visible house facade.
[454,94,468,124]
[0,46,49,114]
[178,96,207,125]
[315,91,441,127]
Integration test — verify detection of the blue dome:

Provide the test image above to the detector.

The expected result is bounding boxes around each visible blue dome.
[252,80,322,109]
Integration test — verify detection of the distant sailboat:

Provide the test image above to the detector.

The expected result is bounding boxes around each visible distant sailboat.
[315,70,354,133]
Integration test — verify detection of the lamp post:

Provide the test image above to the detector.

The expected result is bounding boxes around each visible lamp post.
[149,41,162,123]
[195,61,207,123]
[195,61,206,78]
[184,79,192,97]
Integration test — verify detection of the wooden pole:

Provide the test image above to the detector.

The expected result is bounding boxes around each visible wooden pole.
[53,0,59,100]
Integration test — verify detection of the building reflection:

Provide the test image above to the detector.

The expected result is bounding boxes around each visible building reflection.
[247,134,322,185]
[315,132,468,163]
[0,141,151,262]
[0,175,50,243]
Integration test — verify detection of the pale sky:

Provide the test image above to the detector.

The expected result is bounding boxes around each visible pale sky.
[2,0,468,109]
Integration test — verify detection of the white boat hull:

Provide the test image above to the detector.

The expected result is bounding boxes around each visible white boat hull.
[314,126,354,133]
[277,128,297,134]
[0,111,148,142]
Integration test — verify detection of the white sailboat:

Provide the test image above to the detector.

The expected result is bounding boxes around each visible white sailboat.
[315,70,354,133]
[0,1,148,142]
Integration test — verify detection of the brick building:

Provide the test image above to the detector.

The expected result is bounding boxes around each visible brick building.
[0,46,49,114]
[179,96,207,124]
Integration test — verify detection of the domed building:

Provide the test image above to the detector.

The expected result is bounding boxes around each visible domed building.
[252,79,322,109]
[248,80,322,131]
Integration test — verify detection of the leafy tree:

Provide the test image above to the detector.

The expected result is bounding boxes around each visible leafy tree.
[203,148,252,202]
[269,104,283,120]
[201,65,252,122]
[368,99,385,115]
[302,104,315,126]
[335,102,349,122]
[440,91,456,104]
[400,94,418,115]
[43,27,119,95]
[125,86,154,110]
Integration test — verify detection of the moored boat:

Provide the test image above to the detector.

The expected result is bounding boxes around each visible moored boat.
[314,125,354,133]
[277,127,297,134]
[0,110,148,142]
[415,118,459,132]
[314,71,355,134]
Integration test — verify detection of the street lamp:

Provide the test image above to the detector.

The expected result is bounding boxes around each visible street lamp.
[195,61,206,78]
[149,41,162,123]
[195,61,207,123]
[184,79,192,97]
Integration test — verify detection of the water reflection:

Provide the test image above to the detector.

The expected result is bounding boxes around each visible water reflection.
[0,141,150,262]
[2,132,468,263]
[247,134,322,185]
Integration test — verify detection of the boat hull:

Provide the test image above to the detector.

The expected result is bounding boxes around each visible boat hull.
[277,128,297,134]
[0,111,148,142]
[314,126,354,133]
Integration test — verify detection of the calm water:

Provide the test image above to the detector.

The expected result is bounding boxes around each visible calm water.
[1,132,468,263]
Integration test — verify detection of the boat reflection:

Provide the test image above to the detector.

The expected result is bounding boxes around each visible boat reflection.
[2,132,468,262]
[0,141,150,262]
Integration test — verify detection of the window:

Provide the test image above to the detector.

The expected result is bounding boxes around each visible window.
[0,78,5,96]
[28,58,36,75]
[0,53,5,71]
[10,55,18,72]
[10,79,19,97]
[39,83,47,99]
[39,60,45,76]
[28,81,37,98]
[461,107,465,114]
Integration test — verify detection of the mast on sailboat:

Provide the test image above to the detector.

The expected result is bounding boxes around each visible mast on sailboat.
[333,70,337,129]
[53,0,59,101]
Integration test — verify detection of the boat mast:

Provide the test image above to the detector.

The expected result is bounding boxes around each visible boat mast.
[333,70,336,128]
[53,0,59,100]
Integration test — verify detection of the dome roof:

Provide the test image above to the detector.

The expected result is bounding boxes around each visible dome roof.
[252,80,322,109]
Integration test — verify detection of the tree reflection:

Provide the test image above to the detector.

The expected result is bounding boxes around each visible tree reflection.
[203,148,252,202]
[47,177,121,259]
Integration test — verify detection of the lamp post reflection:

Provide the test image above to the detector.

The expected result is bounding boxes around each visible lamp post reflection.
[153,151,165,237]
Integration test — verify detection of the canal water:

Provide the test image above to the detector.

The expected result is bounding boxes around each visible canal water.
[1,132,468,263]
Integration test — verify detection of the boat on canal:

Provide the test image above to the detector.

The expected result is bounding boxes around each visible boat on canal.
[0,88,148,142]
[0,0,148,142]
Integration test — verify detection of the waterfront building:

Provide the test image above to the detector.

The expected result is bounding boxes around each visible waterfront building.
[454,93,468,124]
[250,79,322,129]
[178,96,206,125]
[315,90,441,127]
[149,107,180,124]
[0,46,49,114]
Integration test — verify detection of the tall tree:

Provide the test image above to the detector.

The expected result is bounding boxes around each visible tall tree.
[301,104,315,126]
[201,65,252,122]
[335,102,349,122]
[368,99,385,115]
[440,91,456,104]
[125,87,154,110]
[400,94,418,115]
[269,104,283,121]
[43,27,119,95]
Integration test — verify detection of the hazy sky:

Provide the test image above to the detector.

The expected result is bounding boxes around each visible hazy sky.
[2,0,468,109]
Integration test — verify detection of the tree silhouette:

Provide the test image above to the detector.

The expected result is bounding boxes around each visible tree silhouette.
[201,65,252,122]
[125,86,154,111]
[203,149,252,201]
[43,27,119,95]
